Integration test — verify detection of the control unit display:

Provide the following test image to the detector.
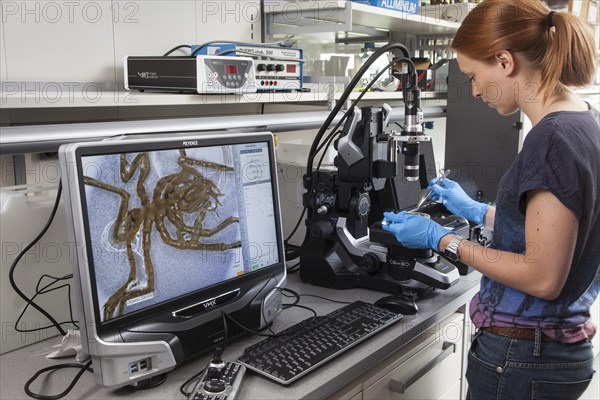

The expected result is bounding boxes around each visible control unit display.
[194,43,304,91]
[125,55,258,94]
[198,56,257,93]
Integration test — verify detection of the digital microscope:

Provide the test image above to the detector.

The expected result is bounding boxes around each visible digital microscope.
[299,43,464,305]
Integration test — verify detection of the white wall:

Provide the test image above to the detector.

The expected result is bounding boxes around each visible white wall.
[0,0,260,86]
[0,1,262,353]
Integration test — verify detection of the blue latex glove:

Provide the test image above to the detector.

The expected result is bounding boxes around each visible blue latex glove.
[428,178,489,225]
[382,211,450,250]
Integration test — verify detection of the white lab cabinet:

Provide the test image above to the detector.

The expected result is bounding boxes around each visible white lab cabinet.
[329,312,466,400]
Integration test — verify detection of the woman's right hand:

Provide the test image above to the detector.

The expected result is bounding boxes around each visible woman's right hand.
[429,178,489,225]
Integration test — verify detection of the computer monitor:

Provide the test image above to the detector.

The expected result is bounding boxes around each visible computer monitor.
[59,130,286,388]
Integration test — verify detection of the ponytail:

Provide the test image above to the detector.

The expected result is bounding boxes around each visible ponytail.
[543,11,596,92]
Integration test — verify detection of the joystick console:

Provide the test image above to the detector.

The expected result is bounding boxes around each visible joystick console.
[188,348,246,400]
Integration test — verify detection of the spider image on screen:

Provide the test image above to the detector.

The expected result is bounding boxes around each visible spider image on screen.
[84,149,242,320]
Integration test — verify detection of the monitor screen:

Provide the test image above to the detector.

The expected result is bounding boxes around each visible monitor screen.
[77,138,281,324]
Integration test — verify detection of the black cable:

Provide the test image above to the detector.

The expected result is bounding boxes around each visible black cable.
[181,306,236,397]
[287,264,300,274]
[315,127,342,158]
[221,310,230,344]
[8,182,67,336]
[133,373,168,390]
[317,57,408,175]
[312,58,400,162]
[306,43,413,177]
[180,367,206,397]
[14,183,97,400]
[190,43,213,57]
[285,55,414,251]
[285,259,301,274]
[223,304,317,338]
[179,287,324,397]
[181,276,276,396]
[163,44,192,56]
[302,46,415,251]
[36,274,78,330]
[285,244,300,261]
[284,207,306,244]
[280,291,352,305]
[280,288,301,308]
[15,274,78,333]
[189,39,291,57]
[315,129,341,174]
[180,345,227,396]
[24,360,92,400]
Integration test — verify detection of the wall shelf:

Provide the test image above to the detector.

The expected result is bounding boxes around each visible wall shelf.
[0,82,451,110]
[0,106,447,155]
[264,0,460,36]
[0,83,333,109]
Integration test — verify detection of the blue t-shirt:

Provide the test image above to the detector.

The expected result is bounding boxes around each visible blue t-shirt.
[470,105,600,343]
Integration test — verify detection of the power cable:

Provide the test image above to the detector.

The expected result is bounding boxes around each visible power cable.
[8,182,67,336]
[163,45,192,56]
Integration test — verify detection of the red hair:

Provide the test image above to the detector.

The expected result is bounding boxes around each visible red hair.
[451,0,596,101]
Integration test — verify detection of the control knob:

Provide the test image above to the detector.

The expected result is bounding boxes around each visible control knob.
[310,220,335,239]
[357,195,371,219]
[360,253,380,274]
[204,378,226,393]
[206,367,221,380]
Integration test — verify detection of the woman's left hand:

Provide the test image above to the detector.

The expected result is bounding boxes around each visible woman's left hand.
[382,211,451,250]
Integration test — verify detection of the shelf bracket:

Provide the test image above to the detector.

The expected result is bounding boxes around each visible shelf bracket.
[335,28,390,45]
[265,1,352,35]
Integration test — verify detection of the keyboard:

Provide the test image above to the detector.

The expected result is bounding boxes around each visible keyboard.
[238,301,402,385]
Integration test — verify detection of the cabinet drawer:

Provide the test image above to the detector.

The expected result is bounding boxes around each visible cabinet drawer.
[363,313,464,400]
[327,382,363,400]
[440,380,461,400]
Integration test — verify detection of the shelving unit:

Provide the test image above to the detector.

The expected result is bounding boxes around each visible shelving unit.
[264,0,460,36]
[0,1,459,127]
[0,83,333,110]
[0,2,459,113]
[264,0,460,106]
[0,84,451,110]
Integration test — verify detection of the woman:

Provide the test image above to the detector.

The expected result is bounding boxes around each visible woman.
[382,0,599,398]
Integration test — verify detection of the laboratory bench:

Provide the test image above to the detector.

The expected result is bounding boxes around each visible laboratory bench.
[0,271,481,400]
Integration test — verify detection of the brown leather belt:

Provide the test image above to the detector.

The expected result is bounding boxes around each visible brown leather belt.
[482,326,558,342]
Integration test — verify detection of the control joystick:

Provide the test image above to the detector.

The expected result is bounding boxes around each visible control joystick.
[203,348,226,393]
[209,347,225,369]
[187,347,246,400]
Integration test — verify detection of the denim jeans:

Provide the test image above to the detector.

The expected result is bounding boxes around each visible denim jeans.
[466,330,596,400]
